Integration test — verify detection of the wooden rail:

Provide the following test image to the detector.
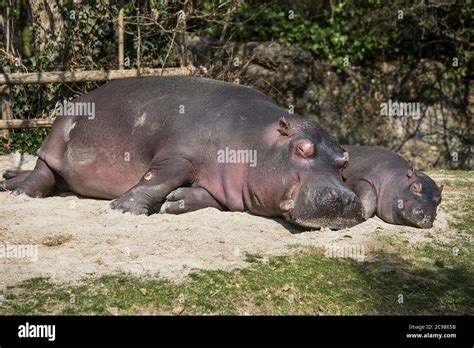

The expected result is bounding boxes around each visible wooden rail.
[0,66,195,85]
[0,119,55,129]
[0,66,195,134]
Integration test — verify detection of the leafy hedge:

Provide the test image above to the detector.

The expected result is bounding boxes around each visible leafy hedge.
[194,0,472,71]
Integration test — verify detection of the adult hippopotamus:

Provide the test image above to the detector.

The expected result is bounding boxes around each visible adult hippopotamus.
[342,145,443,228]
[1,76,363,229]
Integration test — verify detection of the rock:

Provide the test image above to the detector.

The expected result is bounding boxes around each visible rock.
[172,305,185,315]
[399,139,442,170]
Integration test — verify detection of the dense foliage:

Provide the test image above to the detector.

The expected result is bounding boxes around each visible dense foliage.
[194,0,472,71]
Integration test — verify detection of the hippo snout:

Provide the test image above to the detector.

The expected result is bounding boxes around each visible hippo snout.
[323,187,359,207]
[407,207,435,229]
[396,200,437,229]
[284,186,364,230]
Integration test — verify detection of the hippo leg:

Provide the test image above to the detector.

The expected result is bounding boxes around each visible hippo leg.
[110,158,194,215]
[352,180,377,220]
[160,187,224,214]
[8,159,57,197]
[3,169,32,179]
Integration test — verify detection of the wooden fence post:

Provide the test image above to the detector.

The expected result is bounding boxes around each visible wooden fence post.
[118,1,125,70]
[1,67,13,145]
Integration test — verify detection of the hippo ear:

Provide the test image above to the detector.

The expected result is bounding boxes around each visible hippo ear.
[439,184,444,193]
[406,166,414,178]
[278,117,290,136]
[410,181,422,193]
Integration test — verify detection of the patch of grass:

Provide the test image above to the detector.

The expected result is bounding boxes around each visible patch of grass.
[244,253,264,263]
[1,243,472,315]
[448,194,474,235]
[1,170,472,315]
[430,169,474,235]
[426,169,474,180]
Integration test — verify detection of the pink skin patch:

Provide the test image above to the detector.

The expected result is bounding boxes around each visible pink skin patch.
[263,123,288,146]
[195,161,253,212]
[279,180,301,214]
[144,171,153,181]
[62,164,142,199]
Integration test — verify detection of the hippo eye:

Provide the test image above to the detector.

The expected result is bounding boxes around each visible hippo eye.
[295,139,315,158]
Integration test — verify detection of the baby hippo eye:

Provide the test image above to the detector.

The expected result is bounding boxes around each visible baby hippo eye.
[410,181,422,194]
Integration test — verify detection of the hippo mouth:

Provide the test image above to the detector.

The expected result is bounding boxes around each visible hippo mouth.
[280,182,364,230]
[286,215,363,230]
[399,204,435,229]
[401,212,435,229]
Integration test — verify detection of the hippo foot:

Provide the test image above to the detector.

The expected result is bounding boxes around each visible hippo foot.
[11,187,24,196]
[11,187,44,198]
[2,170,13,179]
[3,169,21,179]
[110,196,150,215]
[160,187,223,214]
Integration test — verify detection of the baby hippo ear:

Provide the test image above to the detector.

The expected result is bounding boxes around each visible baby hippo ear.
[278,117,290,136]
[406,165,414,178]
[410,181,422,193]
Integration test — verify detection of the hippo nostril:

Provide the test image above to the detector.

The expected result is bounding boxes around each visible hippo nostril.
[339,192,357,206]
[351,194,357,202]
[412,207,424,219]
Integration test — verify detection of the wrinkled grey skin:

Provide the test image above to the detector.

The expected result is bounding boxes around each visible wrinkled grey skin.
[1,77,363,229]
[342,146,443,228]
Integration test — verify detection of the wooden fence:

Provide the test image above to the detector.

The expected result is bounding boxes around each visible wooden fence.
[0,4,193,144]
[0,66,195,141]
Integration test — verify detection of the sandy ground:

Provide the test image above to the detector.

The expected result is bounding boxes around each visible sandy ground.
[0,152,452,286]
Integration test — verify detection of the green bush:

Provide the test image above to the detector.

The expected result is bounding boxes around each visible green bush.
[193,0,472,70]
[10,128,50,154]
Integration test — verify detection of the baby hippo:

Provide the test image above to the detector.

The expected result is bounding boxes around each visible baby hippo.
[342,146,443,228]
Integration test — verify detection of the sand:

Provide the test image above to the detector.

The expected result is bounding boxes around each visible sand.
[0,152,451,286]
